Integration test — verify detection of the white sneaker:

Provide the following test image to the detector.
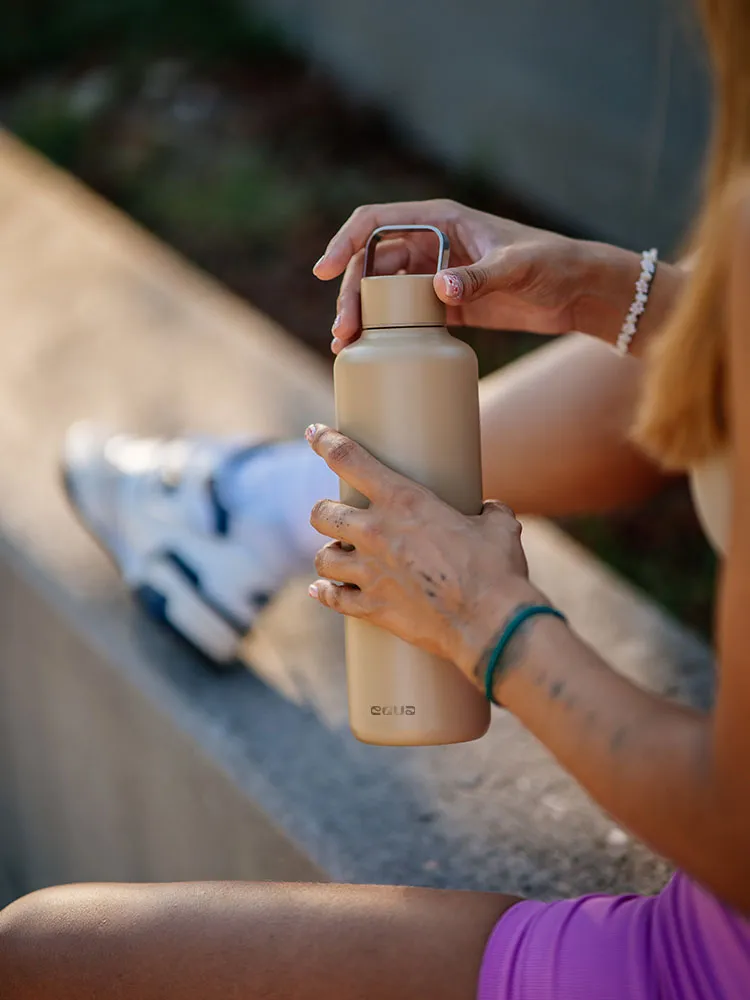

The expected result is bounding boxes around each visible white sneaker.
[62,423,292,666]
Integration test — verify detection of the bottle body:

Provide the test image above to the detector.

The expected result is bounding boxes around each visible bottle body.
[334,321,490,746]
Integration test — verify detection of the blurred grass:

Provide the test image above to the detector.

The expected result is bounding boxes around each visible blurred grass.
[559,504,717,637]
[7,87,90,166]
[131,147,315,245]
[0,0,717,637]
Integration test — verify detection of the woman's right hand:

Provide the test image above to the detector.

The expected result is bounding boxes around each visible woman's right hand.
[313,199,638,353]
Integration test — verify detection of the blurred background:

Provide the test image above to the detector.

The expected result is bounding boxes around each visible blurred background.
[0,0,717,633]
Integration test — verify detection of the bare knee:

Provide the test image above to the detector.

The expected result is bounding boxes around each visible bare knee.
[1,887,55,998]
[0,884,106,999]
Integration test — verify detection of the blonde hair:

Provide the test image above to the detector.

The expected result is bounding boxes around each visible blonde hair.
[632,0,750,469]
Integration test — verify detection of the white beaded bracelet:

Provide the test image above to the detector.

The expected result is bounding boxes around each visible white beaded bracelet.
[615,248,658,356]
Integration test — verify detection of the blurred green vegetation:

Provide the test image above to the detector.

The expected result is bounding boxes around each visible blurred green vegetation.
[132,147,314,246]
[0,0,717,637]
[560,507,717,637]
[7,87,89,166]
[0,0,285,80]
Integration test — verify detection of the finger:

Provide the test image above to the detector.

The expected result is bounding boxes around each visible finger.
[434,249,524,305]
[314,541,369,587]
[333,247,365,350]
[306,425,407,504]
[333,241,411,350]
[481,500,517,520]
[334,237,440,351]
[313,200,450,280]
[480,500,522,535]
[308,580,371,619]
[309,499,380,549]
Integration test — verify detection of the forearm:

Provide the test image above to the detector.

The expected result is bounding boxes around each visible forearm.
[480,334,671,516]
[488,611,747,910]
[479,244,686,517]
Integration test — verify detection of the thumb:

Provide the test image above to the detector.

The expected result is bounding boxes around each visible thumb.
[434,253,514,304]
[480,500,518,522]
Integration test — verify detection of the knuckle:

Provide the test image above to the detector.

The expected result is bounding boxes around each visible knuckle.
[434,197,459,217]
[393,483,423,512]
[326,584,344,609]
[360,516,382,546]
[351,205,374,224]
[465,265,489,295]
[336,279,354,309]
[486,499,514,517]
[354,596,372,620]
[328,436,357,467]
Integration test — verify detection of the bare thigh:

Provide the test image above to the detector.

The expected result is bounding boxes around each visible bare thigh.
[1,880,520,1000]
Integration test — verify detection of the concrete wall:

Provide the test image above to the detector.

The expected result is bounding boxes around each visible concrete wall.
[249,0,712,253]
[0,135,714,907]
[0,551,322,890]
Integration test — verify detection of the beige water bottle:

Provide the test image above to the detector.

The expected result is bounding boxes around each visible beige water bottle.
[334,225,491,746]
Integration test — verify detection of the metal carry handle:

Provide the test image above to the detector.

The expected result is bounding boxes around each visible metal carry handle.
[362,225,450,277]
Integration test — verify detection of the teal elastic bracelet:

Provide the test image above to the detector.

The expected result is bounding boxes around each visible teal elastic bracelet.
[484,604,567,704]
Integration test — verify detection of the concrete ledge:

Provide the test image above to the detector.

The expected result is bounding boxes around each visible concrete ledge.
[0,133,713,904]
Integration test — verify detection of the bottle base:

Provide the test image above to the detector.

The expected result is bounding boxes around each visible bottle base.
[351,718,490,747]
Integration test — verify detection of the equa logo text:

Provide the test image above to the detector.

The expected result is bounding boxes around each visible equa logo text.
[370,705,416,716]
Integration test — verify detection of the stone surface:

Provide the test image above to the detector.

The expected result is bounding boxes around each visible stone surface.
[0,133,713,906]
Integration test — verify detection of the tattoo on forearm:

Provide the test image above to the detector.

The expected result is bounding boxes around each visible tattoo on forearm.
[549,680,565,700]
[610,725,630,754]
[418,569,440,599]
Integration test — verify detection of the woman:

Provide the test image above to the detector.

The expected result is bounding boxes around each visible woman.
[3,1,750,998]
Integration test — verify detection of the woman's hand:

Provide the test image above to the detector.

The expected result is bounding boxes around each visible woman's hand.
[313,199,640,353]
[305,424,544,683]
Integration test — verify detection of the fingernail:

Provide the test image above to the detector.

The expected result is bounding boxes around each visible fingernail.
[440,272,463,299]
[308,583,319,599]
[313,255,326,273]
[331,337,344,354]
[331,314,342,332]
[305,424,318,443]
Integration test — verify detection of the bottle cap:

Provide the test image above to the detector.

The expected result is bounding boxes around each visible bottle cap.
[361,274,445,329]
[359,225,449,330]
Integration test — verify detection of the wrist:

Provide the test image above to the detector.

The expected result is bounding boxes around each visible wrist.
[572,242,685,353]
[571,242,642,344]
[453,580,548,688]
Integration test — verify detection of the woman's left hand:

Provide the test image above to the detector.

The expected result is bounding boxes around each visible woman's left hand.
[305,424,544,684]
